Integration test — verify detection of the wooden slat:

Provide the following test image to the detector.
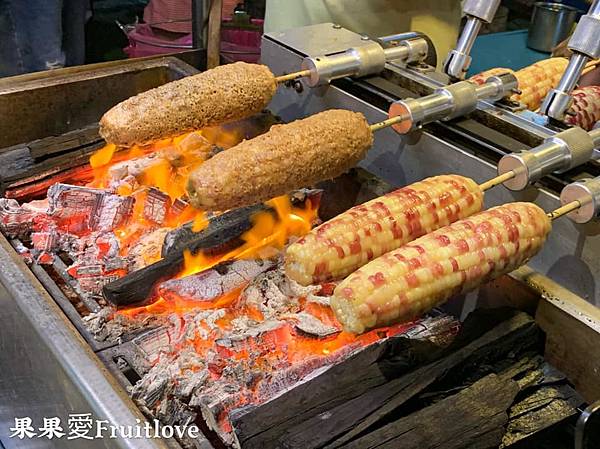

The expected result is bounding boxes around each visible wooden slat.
[28,124,101,160]
[207,0,223,68]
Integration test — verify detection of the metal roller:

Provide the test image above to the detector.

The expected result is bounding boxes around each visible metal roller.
[540,0,600,120]
[387,73,517,134]
[497,127,600,191]
[560,175,600,223]
[301,35,430,87]
[443,0,502,79]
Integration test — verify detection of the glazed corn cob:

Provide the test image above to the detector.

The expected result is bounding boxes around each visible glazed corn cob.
[285,175,484,286]
[331,202,551,334]
[565,86,600,131]
[469,67,514,86]
[470,58,569,110]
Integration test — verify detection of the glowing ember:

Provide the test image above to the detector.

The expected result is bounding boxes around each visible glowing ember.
[85,126,245,255]
[1,112,445,448]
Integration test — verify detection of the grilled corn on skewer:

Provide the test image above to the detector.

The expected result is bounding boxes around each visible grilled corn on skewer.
[331,202,551,334]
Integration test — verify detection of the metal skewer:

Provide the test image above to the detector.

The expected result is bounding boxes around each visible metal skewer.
[478,171,516,192]
[547,200,581,220]
[275,70,312,84]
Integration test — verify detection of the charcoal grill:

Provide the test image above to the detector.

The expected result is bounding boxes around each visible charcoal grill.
[0,41,600,449]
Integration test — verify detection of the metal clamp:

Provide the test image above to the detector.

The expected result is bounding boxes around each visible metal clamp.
[540,0,600,120]
[387,73,516,134]
[443,0,501,79]
[301,36,430,87]
[498,127,599,191]
[560,175,600,223]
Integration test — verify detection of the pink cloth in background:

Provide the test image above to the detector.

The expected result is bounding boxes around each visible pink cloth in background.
[143,0,192,33]
[133,0,261,62]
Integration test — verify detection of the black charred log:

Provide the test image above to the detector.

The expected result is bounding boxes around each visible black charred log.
[103,204,263,307]
[229,310,543,449]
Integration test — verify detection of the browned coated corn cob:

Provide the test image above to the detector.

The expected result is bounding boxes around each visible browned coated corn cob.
[285,175,484,285]
[100,62,277,147]
[470,58,568,110]
[565,86,600,131]
[331,202,551,334]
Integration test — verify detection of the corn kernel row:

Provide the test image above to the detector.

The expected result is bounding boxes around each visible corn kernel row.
[331,202,551,334]
[285,175,484,285]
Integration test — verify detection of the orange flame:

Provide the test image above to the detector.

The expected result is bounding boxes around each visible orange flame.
[86,127,422,413]
[179,195,319,278]
[86,127,244,253]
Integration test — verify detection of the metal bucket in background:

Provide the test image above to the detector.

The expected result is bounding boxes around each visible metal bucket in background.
[527,2,580,52]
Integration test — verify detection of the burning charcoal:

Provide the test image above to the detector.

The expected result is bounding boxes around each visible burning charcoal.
[158,259,275,304]
[84,308,169,343]
[31,231,59,252]
[175,369,209,401]
[0,198,47,238]
[192,309,227,340]
[166,132,213,167]
[67,232,128,299]
[286,312,340,338]
[47,183,103,233]
[217,319,284,348]
[132,327,174,364]
[156,397,197,430]
[83,307,113,337]
[132,348,208,411]
[47,183,132,233]
[76,272,122,297]
[69,263,102,277]
[95,194,134,232]
[107,153,163,183]
[170,198,189,217]
[143,188,171,225]
[127,227,170,271]
[160,204,261,259]
[191,382,251,446]
[239,267,302,318]
[287,277,334,306]
[103,255,129,272]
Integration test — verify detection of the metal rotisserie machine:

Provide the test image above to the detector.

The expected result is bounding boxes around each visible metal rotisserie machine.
[1,16,600,449]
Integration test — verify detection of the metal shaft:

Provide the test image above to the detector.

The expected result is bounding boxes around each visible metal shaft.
[454,18,481,60]
[387,73,517,135]
[540,0,600,120]
[555,54,588,93]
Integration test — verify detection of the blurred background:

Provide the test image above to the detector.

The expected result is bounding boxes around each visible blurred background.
[0,0,593,78]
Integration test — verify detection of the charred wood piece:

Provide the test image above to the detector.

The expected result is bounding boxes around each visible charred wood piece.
[47,183,133,233]
[0,198,48,238]
[287,312,340,338]
[103,204,264,306]
[342,373,519,449]
[106,189,320,307]
[27,124,101,160]
[229,311,539,449]
[158,259,274,304]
